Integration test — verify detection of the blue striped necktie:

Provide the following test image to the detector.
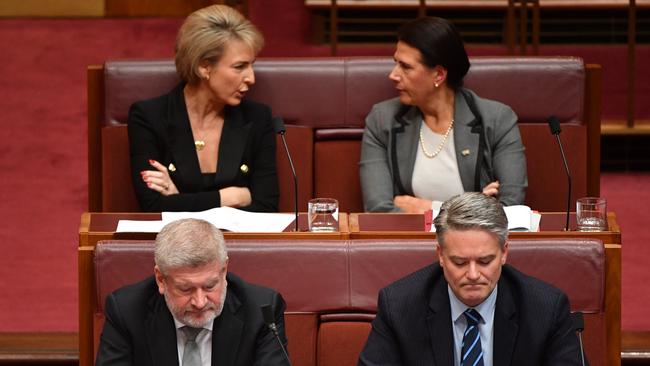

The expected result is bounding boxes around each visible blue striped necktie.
[461,308,484,366]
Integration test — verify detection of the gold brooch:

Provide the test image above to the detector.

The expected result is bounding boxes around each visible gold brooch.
[240,164,249,174]
[461,149,471,156]
[168,163,176,172]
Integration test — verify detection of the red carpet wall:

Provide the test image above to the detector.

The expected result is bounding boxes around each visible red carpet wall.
[0,15,647,332]
[0,18,180,331]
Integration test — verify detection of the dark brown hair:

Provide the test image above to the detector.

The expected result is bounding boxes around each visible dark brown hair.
[398,17,470,90]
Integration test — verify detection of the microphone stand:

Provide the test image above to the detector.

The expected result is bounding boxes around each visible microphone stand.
[268,320,291,363]
[548,116,572,231]
[554,133,572,231]
[572,312,586,366]
[261,304,292,365]
[273,117,299,232]
[278,131,298,232]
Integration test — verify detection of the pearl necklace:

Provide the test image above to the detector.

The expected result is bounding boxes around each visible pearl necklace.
[419,119,454,158]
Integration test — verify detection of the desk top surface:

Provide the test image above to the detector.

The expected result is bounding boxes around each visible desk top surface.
[348,212,620,244]
[79,211,620,246]
[79,212,350,244]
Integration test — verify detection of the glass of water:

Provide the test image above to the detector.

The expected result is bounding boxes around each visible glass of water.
[576,197,607,231]
[308,198,339,232]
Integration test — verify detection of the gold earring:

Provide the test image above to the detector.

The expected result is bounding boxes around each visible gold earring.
[434,82,439,88]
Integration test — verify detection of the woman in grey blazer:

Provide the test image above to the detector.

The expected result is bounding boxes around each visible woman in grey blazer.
[360,17,527,213]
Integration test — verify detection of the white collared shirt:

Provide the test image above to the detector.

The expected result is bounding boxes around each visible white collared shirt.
[448,284,498,366]
[174,317,213,366]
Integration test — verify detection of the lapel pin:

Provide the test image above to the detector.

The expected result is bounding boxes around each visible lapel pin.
[461,149,471,156]
[240,164,249,174]
[167,163,176,172]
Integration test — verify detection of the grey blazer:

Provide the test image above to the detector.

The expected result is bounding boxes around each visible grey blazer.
[359,88,527,212]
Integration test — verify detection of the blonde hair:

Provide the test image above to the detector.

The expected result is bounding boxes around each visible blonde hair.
[175,5,264,85]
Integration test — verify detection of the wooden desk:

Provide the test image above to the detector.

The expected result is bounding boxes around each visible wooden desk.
[349,211,620,242]
[78,212,350,366]
[79,211,350,247]
[0,332,78,364]
[349,211,621,366]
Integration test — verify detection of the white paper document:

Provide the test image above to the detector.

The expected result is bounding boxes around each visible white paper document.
[161,207,295,233]
[116,220,165,233]
[428,205,541,232]
[504,205,541,232]
[116,207,295,233]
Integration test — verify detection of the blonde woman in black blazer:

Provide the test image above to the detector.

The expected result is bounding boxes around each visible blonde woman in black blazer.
[129,5,278,212]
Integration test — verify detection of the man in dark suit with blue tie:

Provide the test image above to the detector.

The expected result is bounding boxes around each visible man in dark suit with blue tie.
[358,192,583,366]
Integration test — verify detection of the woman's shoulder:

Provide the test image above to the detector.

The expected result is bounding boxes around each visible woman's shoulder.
[366,97,406,129]
[461,87,513,114]
[238,99,273,128]
[130,83,183,114]
[240,98,272,116]
[370,97,403,115]
[460,88,519,134]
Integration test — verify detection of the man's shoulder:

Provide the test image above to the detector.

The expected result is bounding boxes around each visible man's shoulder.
[109,276,159,305]
[501,265,567,305]
[226,272,281,302]
[104,276,162,326]
[381,264,441,299]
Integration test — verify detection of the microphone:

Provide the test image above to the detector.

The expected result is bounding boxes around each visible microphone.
[547,116,572,231]
[260,304,292,365]
[273,117,299,232]
[571,311,586,366]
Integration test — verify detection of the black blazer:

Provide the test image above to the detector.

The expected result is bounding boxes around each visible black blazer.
[358,264,584,366]
[128,83,279,212]
[95,274,289,366]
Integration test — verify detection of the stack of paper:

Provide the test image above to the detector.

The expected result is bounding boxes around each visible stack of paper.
[504,205,541,232]
[428,205,541,232]
[116,207,295,233]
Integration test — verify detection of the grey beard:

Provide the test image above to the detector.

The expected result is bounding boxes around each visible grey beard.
[164,282,227,328]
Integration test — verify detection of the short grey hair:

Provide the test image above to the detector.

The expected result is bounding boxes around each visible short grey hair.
[175,4,264,85]
[434,192,508,248]
[155,218,228,275]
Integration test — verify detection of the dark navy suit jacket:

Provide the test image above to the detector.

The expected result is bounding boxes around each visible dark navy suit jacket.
[358,263,584,366]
